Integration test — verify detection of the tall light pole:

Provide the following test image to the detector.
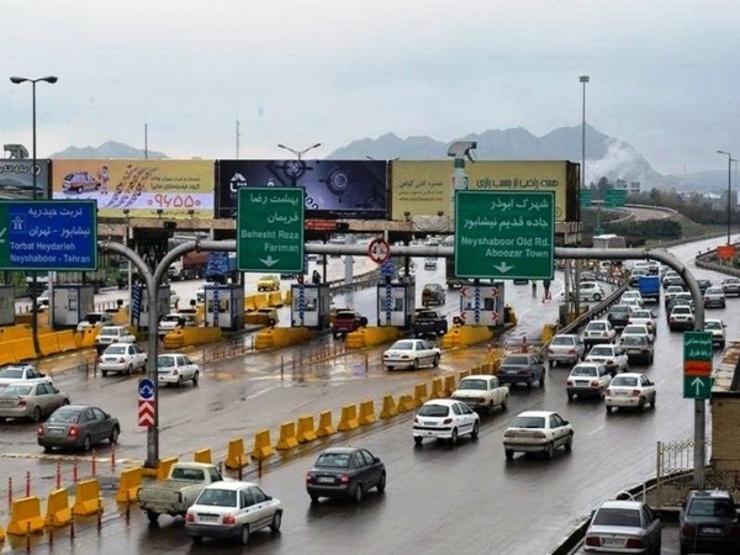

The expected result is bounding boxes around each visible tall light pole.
[277,142,322,160]
[576,75,590,316]
[717,150,735,245]
[10,75,58,355]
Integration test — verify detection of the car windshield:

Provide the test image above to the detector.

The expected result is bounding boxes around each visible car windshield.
[423,285,440,292]
[632,311,651,319]
[687,498,736,517]
[459,379,487,391]
[510,416,545,429]
[705,322,722,330]
[391,341,414,351]
[1,385,32,396]
[587,323,606,331]
[48,409,82,424]
[592,507,642,527]
[622,336,645,346]
[611,376,639,387]
[417,404,450,417]
[161,315,181,323]
[196,488,237,508]
[105,345,128,355]
[571,366,597,377]
[589,347,613,357]
[667,287,683,293]
[314,452,351,468]
[706,288,723,295]
[99,329,119,337]
[610,306,630,314]
[157,356,176,368]
[551,336,575,346]
[622,326,645,334]
[0,368,23,379]
[417,311,437,319]
[336,313,356,321]
[673,307,692,315]
[83,313,104,323]
[503,355,529,365]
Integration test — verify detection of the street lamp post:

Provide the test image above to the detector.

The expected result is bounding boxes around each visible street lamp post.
[717,150,735,246]
[576,75,590,316]
[10,75,58,355]
[277,142,322,160]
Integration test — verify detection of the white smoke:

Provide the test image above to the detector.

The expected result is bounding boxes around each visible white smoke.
[585,139,645,186]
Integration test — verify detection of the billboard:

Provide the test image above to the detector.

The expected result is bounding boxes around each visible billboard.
[391,160,570,222]
[0,159,51,200]
[50,160,214,218]
[216,160,387,220]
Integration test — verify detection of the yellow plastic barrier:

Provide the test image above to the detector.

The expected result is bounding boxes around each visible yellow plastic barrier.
[440,325,494,349]
[267,291,283,308]
[430,378,445,399]
[115,467,142,504]
[7,496,44,535]
[337,404,359,431]
[358,399,376,426]
[283,289,292,304]
[443,375,457,397]
[379,395,398,419]
[72,479,103,517]
[413,383,429,408]
[111,309,130,326]
[345,327,400,350]
[157,457,179,481]
[296,415,317,443]
[255,327,312,350]
[0,347,15,366]
[315,410,336,438]
[193,448,213,464]
[45,488,72,528]
[397,394,415,413]
[164,327,222,349]
[541,323,559,345]
[224,439,249,469]
[56,330,78,352]
[77,327,99,348]
[275,421,299,451]
[0,523,4,542]
[252,429,275,460]
[0,325,31,341]
[10,338,37,363]
[253,294,268,309]
[245,295,257,312]
[38,332,61,358]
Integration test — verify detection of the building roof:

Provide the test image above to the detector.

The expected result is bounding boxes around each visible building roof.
[712,341,740,395]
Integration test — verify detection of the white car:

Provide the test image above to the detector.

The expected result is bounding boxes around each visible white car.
[620,290,644,308]
[585,344,629,375]
[185,481,282,545]
[157,354,200,387]
[566,363,611,401]
[94,325,136,353]
[98,344,147,377]
[705,319,727,349]
[503,410,574,460]
[158,313,197,338]
[577,282,606,302]
[547,334,585,367]
[0,365,52,390]
[76,312,114,332]
[664,285,685,305]
[628,309,657,336]
[413,399,480,445]
[382,339,441,371]
[604,372,656,413]
[451,374,509,414]
[668,305,695,332]
[582,320,617,348]
[620,323,654,344]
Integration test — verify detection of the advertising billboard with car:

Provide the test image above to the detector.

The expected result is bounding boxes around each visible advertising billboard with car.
[0,159,51,199]
[216,159,388,220]
[51,160,214,218]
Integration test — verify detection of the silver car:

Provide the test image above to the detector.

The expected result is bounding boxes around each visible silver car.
[703,286,727,308]
[547,334,585,367]
[584,499,662,553]
[0,381,70,422]
[37,404,120,452]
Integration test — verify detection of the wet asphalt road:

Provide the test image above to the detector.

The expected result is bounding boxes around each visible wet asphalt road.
[0,237,736,554]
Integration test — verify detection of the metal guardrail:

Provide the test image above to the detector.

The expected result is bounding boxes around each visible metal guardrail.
[695,242,740,278]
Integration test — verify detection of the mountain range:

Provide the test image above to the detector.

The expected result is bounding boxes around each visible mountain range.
[48,129,724,191]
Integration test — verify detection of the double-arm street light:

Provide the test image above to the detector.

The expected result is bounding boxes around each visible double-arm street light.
[717,150,736,245]
[10,75,59,354]
[277,142,322,160]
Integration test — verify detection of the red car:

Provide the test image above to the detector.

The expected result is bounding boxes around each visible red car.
[331,311,367,338]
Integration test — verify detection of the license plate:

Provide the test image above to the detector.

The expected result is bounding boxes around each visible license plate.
[49,428,65,435]
[601,538,623,546]
[198,515,219,523]
[317,477,335,484]
[701,526,723,534]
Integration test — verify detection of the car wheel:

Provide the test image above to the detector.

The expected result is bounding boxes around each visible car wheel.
[549,360,556,369]
[192,371,199,386]
[310,494,320,503]
[239,524,250,545]
[31,406,42,423]
[101,370,108,377]
[413,436,423,446]
[270,511,282,532]
[564,434,573,452]
[638,398,646,413]
[353,483,363,504]
[126,364,133,375]
[413,359,419,371]
[386,365,394,371]
[594,293,602,301]
[545,442,555,460]
[177,376,184,387]
[110,426,120,444]
[527,378,533,390]
[432,354,440,368]
[487,400,496,415]
[449,428,458,445]
[377,472,386,493]
[147,511,159,524]
[650,393,656,409]
[567,393,574,402]
[82,435,92,452]
[606,405,613,414]
[505,449,514,460]
[471,420,479,440]
[539,373,545,387]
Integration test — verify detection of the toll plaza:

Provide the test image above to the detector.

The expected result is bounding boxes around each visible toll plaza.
[51,284,95,328]
[130,284,171,330]
[376,281,415,329]
[204,283,245,331]
[459,281,506,327]
[290,283,330,329]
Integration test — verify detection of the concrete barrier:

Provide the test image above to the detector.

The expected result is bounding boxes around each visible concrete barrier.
[397,394,416,413]
[441,325,494,349]
[164,327,222,350]
[72,479,103,517]
[413,383,429,408]
[267,291,283,308]
[337,404,360,431]
[251,429,275,460]
[56,330,78,352]
[255,327,312,350]
[245,295,258,311]
[296,415,317,443]
[193,448,213,464]
[38,332,61,358]
[0,325,31,341]
[275,421,299,450]
[0,348,15,366]
[315,410,336,437]
[7,496,44,535]
[443,375,457,397]
[430,377,445,399]
[224,439,249,469]
[115,467,142,504]
[358,399,377,426]
[45,488,72,527]
[283,289,292,304]
[253,294,269,309]
[379,395,398,419]
[345,327,400,349]
[157,457,179,481]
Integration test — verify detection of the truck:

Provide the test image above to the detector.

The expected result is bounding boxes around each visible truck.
[167,252,211,281]
[412,309,448,337]
[137,462,224,523]
[638,275,661,303]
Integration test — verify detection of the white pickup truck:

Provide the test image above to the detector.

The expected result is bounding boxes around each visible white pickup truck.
[451,374,509,414]
[137,462,224,523]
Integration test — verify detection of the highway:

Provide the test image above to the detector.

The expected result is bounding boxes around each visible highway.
[0,236,734,554]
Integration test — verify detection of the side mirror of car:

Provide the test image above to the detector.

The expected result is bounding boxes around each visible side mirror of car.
[39,373,46,377]
[265,495,272,501]
[374,456,381,464]
[562,420,569,426]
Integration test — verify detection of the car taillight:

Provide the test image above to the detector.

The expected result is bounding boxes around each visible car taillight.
[548,349,554,354]
[624,538,644,548]
[730,524,740,537]
[442,418,453,424]
[584,536,600,547]
[173,369,179,375]
[413,417,419,424]
[185,513,194,523]
[119,358,126,363]
[222,515,236,525]
[504,430,515,438]
[631,390,640,397]
[305,473,313,483]
[590,380,599,387]
[605,389,612,396]
[670,317,676,322]
[532,431,546,438]
[401,355,409,360]
[601,332,608,337]
[340,474,350,485]
[17,398,27,407]
[568,349,576,355]
[37,426,44,436]
[566,380,573,386]
[68,425,78,437]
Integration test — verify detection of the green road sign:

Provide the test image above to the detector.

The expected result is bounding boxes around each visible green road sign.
[683,375,713,400]
[237,187,305,273]
[683,332,713,362]
[604,189,627,208]
[580,189,592,208]
[454,190,554,280]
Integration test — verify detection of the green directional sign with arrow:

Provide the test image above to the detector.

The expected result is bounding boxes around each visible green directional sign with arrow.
[454,190,554,280]
[237,187,305,273]
[683,376,713,400]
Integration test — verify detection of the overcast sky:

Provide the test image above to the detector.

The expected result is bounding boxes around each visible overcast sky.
[3,0,739,175]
